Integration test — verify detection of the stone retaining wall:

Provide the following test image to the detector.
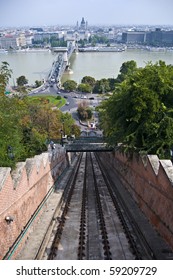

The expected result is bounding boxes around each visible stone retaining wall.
[0,146,67,259]
[100,151,173,249]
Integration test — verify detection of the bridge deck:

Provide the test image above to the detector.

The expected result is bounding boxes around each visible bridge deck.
[65,137,113,152]
[65,144,113,152]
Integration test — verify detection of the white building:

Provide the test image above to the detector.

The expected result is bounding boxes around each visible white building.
[0,35,18,49]
[16,33,27,48]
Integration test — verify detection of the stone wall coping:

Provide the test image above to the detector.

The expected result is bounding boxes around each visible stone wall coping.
[0,146,63,192]
[147,155,160,175]
[115,151,173,186]
[0,167,11,191]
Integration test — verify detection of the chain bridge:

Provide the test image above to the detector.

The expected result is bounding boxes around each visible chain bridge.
[48,40,77,87]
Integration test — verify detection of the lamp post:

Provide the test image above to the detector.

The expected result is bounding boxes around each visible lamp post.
[62,121,65,137]
[170,148,173,162]
[7,145,14,160]
[60,129,64,147]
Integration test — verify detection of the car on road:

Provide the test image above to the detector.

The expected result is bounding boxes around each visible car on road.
[66,102,70,105]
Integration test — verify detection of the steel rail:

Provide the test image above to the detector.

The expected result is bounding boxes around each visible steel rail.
[95,152,155,259]
[48,153,83,259]
[89,152,112,260]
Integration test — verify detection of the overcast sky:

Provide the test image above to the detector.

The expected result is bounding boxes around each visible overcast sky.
[0,0,173,27]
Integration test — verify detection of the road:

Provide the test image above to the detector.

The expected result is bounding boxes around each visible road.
[29,83,101,109]
[29,83,103,134]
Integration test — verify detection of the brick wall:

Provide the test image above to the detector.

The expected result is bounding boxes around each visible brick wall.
[0,146,67,259]
[100,151,173,249]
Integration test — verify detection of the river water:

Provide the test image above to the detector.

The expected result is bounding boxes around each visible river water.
[1,49,173,86]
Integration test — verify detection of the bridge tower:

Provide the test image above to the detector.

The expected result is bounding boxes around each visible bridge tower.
[67,39,76,51]
[65,40,76,73]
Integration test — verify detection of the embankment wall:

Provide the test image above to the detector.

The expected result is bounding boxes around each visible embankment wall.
[100,151,173,249]
[0,146,67,259]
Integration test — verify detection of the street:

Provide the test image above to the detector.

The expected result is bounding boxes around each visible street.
[29,82,103,135]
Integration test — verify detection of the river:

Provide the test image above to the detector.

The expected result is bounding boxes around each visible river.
[1,49,173,86]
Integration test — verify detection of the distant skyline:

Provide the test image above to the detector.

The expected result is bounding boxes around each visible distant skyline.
[0,0,173,28]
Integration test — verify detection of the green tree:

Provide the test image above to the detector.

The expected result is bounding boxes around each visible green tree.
[77,83,92,93]
[35,80,42,87]
[0,94,80,168]
[99,61,173,159]
[90,35,109,45]
[62,80,77,91]
[81,76,96,87]
[0,62,12,96]
[116,60,137,83]
[77,101,93,121]
[61,112,80,137]
[93,79,110,93]
[16,75,28,86]
[0,96,27,167]
[107,78,116,91]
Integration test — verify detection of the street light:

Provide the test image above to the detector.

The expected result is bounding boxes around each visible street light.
[62,121,65,137]
[60,129,64,146]
[170,148,173,162]
[7,145,14,160]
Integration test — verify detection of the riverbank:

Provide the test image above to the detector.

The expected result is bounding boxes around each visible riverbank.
[1,48,173,86]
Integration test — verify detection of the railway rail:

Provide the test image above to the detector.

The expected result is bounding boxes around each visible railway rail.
[37,152,173,260]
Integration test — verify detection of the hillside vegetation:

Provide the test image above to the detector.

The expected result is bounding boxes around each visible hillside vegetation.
[99,60,173,159]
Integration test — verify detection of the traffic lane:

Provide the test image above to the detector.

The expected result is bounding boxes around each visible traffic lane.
[59,95,100,114]
[29,88,101,113]
[60,96,77,112]
[28,84,57,96]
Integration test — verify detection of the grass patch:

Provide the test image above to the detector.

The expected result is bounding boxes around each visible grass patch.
[28,95,66,108]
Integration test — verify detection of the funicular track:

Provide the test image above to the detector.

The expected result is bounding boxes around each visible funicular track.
[40,152,169,260]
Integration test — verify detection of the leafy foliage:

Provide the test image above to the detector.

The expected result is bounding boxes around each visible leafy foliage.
[99,61,173,159]
[63,76,115,94]
[0,62,12,96]
[115,60,137,83]
[35,80,42,87]
[77,83,92,93]
[0,94,80,168]
[89,34,109,46]
[81,76,96,87]
[62,80,77,91]
[93,78,110,93]
[16,75,28,86]
[77,101,93,121]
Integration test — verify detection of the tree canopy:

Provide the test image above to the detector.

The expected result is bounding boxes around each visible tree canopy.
[0,94,80,168]
[77,83,92,93]
[99,60,173,159]
[16,75,28,86]
[77,101,93,121]
[81,76,96,87]
[0,62,12,96]
[93,78,110,93]
[62,80,77,91]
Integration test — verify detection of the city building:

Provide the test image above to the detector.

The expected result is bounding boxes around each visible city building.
[0,34,18,49]
[146,28,173,46]
[122,28,173,46]
[79,17,88,31]
[16,32,26,48]
[122,31,146,44]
